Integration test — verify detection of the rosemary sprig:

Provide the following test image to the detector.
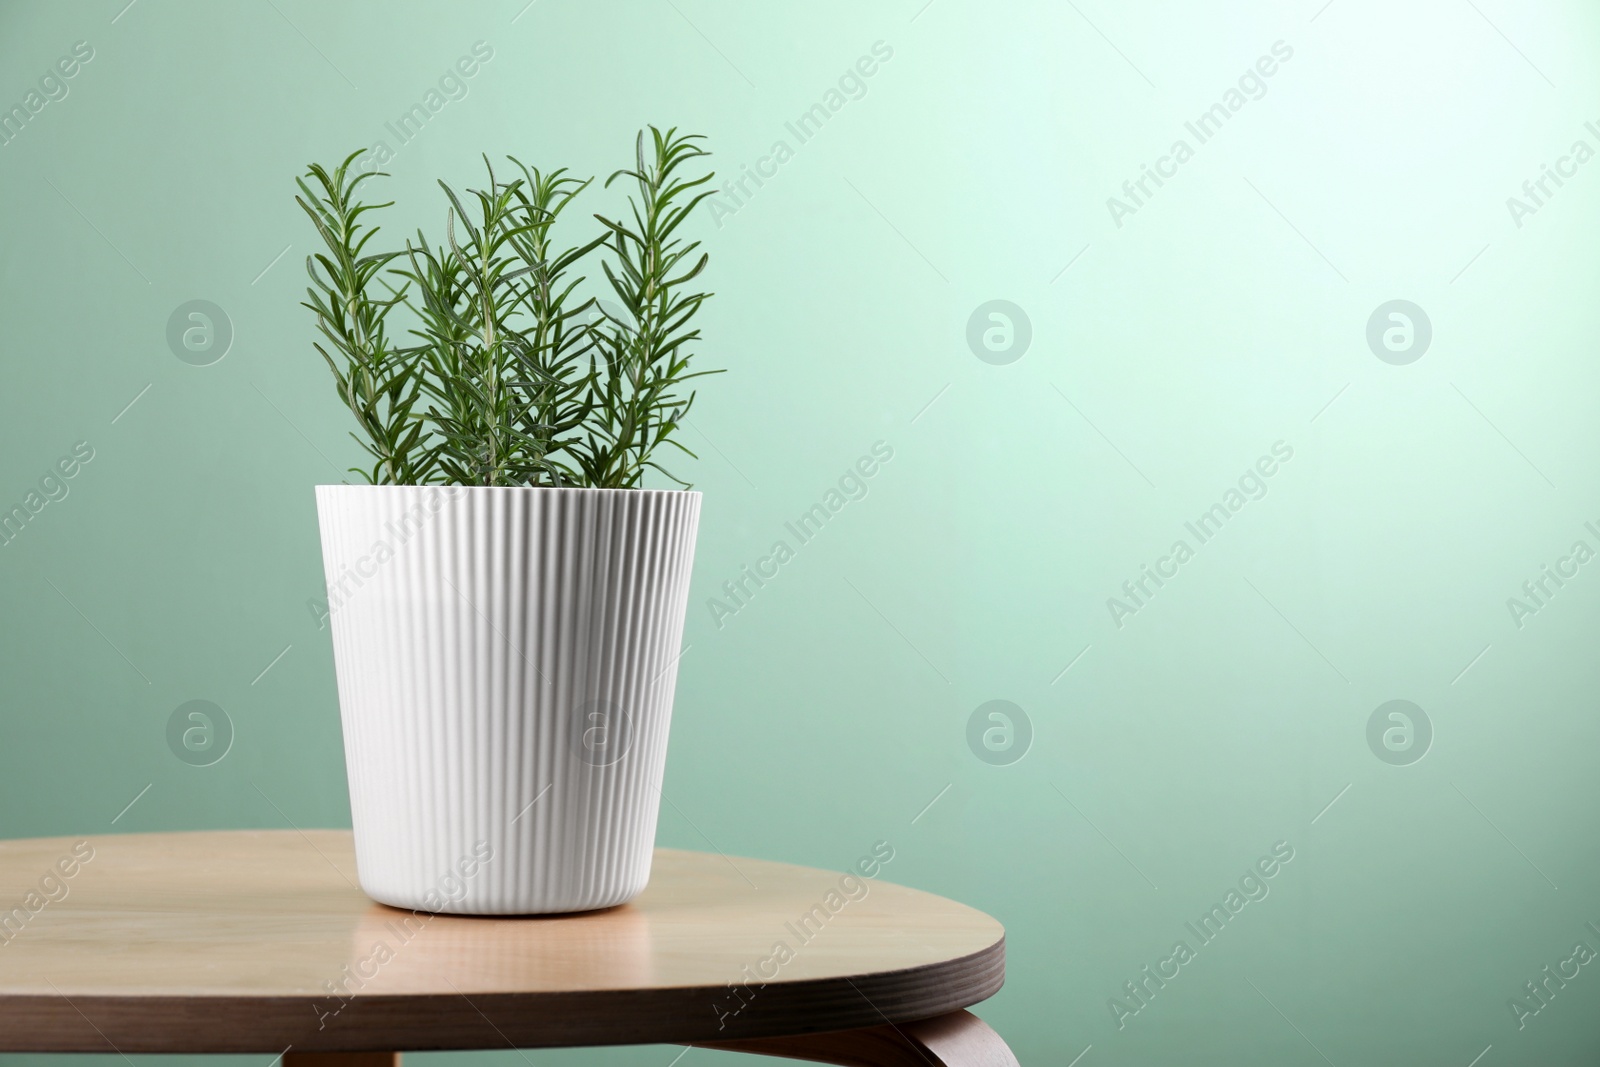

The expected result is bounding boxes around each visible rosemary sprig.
[581,127,720,489]
[296,152,433,485]
[296,128,716,488]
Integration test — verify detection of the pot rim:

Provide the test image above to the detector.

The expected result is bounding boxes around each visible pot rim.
[315,484,701,497]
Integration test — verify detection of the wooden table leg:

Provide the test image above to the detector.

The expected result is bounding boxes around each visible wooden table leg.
[276,1012,1013,1067]
[692,1009,1019,1067]
[284,1053,399,1067]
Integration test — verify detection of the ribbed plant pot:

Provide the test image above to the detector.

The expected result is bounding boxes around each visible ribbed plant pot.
[314,485,701,915]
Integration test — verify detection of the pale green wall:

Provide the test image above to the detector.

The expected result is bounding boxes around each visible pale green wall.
[4,0,1600,1063]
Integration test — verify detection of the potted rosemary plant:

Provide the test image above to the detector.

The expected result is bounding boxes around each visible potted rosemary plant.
[299,128,715,915]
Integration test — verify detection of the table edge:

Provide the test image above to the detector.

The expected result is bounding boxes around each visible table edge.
[0,937,1005,1053]
[0,830,1007,1052]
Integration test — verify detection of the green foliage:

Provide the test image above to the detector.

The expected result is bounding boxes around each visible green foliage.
[579,129,716,488]
[295,153,432,485]
[296,128,717,488]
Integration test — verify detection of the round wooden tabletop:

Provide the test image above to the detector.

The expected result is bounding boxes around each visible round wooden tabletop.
[0,830,1005,1054]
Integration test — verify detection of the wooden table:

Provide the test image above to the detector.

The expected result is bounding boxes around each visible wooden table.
[0,831,1015,1067]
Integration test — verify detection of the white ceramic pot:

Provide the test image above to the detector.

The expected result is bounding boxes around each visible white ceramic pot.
[314,485,701,915]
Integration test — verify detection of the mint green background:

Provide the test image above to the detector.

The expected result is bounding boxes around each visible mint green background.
[4,0,1600,1063]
